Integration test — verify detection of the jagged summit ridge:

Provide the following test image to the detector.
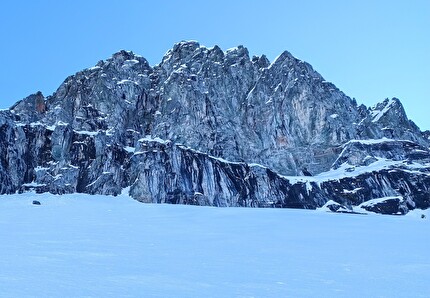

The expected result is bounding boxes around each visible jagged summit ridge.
[1,41,429,214]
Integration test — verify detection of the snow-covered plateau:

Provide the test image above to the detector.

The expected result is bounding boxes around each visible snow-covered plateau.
[0,192,429,297]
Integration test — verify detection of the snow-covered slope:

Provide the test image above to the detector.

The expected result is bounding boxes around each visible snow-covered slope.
[0,193,428,297]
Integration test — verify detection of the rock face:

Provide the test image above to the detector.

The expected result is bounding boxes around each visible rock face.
[1,41,429,214]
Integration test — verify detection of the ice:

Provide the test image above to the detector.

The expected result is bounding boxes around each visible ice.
[0,192,428,297]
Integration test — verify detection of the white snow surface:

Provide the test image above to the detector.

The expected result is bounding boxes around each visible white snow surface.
[319,200,349,213]
[73,130,99,136]
[283,157,407,186]
[122,59,140,68]
[87,66,101,71]
[343,137,399,146]
[21,182,47,187]
[358,196,404,208]
[117,79,138,85]
[138,135,171,145]
[0,193,429,297]
[123,146,135,153]
[371,98,395,122]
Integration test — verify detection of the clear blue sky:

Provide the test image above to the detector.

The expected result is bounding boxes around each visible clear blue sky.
[1,0,429,130]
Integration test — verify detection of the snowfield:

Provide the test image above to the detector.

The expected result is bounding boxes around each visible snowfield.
[0,193,429,298]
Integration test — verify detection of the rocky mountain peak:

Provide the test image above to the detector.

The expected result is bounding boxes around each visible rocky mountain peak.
[423,130,430,141]
[92,49,151,74]
[270,50,297,66]
[251,54,270,69]
[161,40,201,65]
[10,91,46,122]
[366,97,423,143]
[111,49,139,60]
[1,41,429,215]
[225,45,250,63]
[268,50,324,83]
[370,97,404,122]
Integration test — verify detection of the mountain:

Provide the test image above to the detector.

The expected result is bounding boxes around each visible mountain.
[1,41,429,214]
